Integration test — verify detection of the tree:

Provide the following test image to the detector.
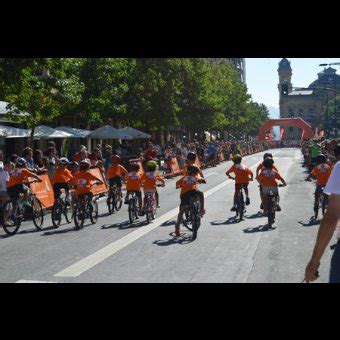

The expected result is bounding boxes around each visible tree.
[0,58,83,144]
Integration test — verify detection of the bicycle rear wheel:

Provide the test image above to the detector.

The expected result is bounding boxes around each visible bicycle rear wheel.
[31,197,44,230]
[74,204,85,229]
[191,206,199,240]
[267,198,274,228]
[128,200,135,224]
[64,201,74,224]
[115,188,123,211]
[89,201,98,224]
[238,193,245,222]
[2,201,21,235]
[51,201,62,228]
[107,191,115,215]
[182,208,193,231]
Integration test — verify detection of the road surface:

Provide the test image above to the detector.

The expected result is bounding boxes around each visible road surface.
[0,148,334,283]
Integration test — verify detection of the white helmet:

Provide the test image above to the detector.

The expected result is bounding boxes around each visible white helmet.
[58,157,69,166]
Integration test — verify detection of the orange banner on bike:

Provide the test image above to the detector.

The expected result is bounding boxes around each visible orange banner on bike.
[89,168,109,195]
[29,174,55,208]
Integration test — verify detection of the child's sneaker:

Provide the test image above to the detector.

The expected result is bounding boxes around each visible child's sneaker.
[230,206,237,212]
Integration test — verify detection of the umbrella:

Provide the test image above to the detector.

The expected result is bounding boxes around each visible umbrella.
[89,125,133,140]
[0,125,29,138]
[31,125,73,139]
[56,126,91,138]
[119,127,151,139]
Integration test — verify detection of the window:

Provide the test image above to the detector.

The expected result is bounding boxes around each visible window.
[289,109,294,118]
[298,109,303,117]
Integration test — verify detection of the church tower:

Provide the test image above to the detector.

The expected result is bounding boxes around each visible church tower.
[278,58,293,113]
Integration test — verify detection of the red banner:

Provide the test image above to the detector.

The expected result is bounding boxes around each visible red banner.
[29,174,55,208]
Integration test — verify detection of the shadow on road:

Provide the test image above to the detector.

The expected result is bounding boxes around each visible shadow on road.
[160,220,176,227]
[153,232,194,246]
[101,220,146,230]
[298,218,320,227]
[210,217,239,226]
[41,223,93,236]
[243,225,276,233]
[245,212,264,219]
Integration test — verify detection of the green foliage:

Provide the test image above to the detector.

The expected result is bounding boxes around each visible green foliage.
[0,58,270,139]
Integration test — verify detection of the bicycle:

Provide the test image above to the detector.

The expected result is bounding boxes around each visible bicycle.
[235,184,247,222]
[181,181,206,240]
[143,184,164,224]
[266,184,285,228]
[51,189,74,228]
[127,192,139,224]
[2,181,44,236]
[107,183,123,215]
[73,184,100,230]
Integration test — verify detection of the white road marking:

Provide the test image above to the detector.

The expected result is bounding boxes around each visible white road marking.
[205,172,219,178]
[54,157,274,278]
[16,280,58,283]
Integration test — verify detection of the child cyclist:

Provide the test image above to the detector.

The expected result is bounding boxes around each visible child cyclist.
[6,158,42,206]
[257,158,287,216]
[175,165,205,237]
[53,158,74,200]
[226,154,253,211]
[306,154,332,206]
[142,160,165,210]
[106,155,128,199]
[181,152,204,178]
[73,159,103,202]
[125,162,143,216]
[256,153,279,210]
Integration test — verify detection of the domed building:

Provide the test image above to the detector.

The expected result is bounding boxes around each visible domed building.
[278,58,340,139]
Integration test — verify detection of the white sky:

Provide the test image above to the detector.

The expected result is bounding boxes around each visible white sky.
[246,58,340,108]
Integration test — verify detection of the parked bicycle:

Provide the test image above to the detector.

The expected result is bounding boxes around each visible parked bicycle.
[51,189,74,228]
[2,181,44,236]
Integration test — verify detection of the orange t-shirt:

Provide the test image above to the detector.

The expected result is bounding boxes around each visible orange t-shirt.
[226,164,253,184]
[73,171,101,196]
[53,166,74,184]
[142,172,163,191]
[257,163,278,174]
[311,164,332,185]
[7,168,37,188]
[176,175,201,196]
[126,171,143,191]
[257,169,283,187]
[106,164,128,179]
[181,163,204,177]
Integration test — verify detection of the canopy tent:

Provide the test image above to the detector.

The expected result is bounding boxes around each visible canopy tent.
[56,126,91,138]
[119,127,151,139]
[0,127,8,137]
[89,125,133,140]
[0,125,30,138]
[31,125,74,139]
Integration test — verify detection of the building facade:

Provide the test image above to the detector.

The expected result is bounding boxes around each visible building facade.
[278,58,340,139]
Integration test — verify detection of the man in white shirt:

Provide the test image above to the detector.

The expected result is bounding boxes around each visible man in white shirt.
[0,159,10,208]
[305,160,340,283]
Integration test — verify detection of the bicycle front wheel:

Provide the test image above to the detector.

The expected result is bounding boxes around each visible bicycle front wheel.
[128,201,135,224]
[107,192,115,215]
[2,201,21,235]
[32,197,44,230]
[64,201,74,224]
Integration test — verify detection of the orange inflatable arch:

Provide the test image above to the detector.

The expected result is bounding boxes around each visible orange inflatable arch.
[258,118,314,141]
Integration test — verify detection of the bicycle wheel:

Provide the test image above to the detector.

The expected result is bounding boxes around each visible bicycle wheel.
[238,193,245,222]
[2,201,21,235]
[107,191,115,215]
[115,191,123,211]
[51,201,62,228]
[89,201,98,224]
[267,198,274,228]
[128,200,135,224]
[31,196,44,230]
[74,204,85,230]
[191,206,199,240]
[182,208,193,231]
[64,200,74,224]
